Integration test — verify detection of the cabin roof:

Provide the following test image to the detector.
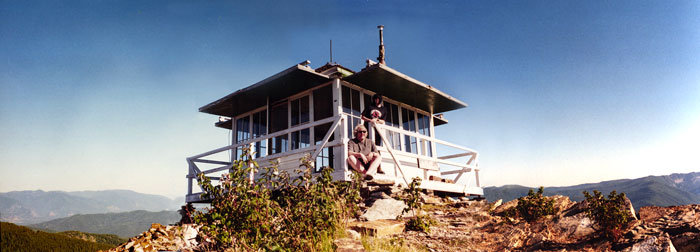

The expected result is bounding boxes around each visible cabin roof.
[342,63,467,114]
[199,62,468,118]
[199,64,330,117]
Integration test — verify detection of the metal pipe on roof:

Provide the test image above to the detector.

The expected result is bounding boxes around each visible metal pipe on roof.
[377,25,385,65]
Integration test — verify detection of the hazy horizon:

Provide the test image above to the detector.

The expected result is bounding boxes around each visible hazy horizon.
[2,1,699,198]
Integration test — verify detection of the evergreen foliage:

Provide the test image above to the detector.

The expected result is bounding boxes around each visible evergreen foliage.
[193,149,362,251]
[583,190,632,241]
[1,222,115,252]
[504,187,558,222]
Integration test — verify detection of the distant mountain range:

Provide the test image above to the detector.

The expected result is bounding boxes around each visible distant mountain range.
[29,210,181,238]
[484,172,700,208]
[0,190,183,224]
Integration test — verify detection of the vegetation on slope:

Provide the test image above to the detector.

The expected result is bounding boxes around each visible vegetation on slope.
[59,230,126,246]
[1,222,115,252]
[189,150,362,251]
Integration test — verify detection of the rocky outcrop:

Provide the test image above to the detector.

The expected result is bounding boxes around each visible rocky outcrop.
[104,189,699,252]
[101,223,198,252]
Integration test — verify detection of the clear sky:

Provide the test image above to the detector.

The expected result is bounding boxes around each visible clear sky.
[1,1,699,198]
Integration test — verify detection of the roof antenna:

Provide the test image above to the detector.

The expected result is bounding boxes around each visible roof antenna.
[377,25,385,65]
[330,39,333,64]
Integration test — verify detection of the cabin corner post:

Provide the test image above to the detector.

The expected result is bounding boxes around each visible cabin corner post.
[331,78,349,180]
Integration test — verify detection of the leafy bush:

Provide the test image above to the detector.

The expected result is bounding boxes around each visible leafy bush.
[504,187,558,222]
[399,177,436,232]
[582,190,632,241]
[193,149,362,251]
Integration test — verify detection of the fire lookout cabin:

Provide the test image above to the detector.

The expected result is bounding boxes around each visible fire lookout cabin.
[186,34,481,203]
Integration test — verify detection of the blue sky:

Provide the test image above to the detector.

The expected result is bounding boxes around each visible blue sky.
[1,1,699,198]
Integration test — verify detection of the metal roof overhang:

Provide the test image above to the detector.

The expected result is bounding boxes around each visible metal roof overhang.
[343,64,467,114]
[199,64,331,117]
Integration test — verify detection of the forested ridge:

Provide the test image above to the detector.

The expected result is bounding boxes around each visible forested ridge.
[1,222,115,252]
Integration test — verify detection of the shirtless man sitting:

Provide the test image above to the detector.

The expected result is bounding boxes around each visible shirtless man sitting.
[347,124,382,180]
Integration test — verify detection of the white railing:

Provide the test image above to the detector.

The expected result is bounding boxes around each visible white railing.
[185,115,346,202]
[186,113,481,202]
[372,123,480,188]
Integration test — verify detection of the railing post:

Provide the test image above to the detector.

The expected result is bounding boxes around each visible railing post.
[373,124,409,186]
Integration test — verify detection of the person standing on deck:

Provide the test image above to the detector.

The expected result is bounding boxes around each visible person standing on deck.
[347,124,382,180]
[361,93,387,145]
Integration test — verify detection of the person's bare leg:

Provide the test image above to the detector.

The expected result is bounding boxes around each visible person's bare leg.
[365,155,382,175]
[347,156,365,173]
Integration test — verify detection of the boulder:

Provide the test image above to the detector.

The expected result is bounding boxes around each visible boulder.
[491,199,518,216]
[361,197,407,221]
[554,213,595,240]
[639,206,673,222]
[622,233,677,252]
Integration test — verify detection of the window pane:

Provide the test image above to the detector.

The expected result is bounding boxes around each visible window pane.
[418,113,430,136]
[291,129,310,150]
[313,85,333,121]
[314,147,334,173]
[269,102,288,133]
[300,96,309,123]
[236,116,250,143]
[253,110,267,138]
[390,104,399,128]
[426,141,433,157]
[255,141,267,158]
[342,86,351,114]
[364,93,372,111]
[291,99,300,126]
[269,135,288,154]
[315,122,335,145]
[300,128,310,148]
[351,89,360,116]
[291,131,299,150]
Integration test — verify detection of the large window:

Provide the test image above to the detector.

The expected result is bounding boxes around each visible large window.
[235,116,250,144]
[269,101,288,155]
[342,86,362,138]
[417,113,432,157]
[313,85,333,121]
[384,102,401,150]
[402,108,418,154]
[290,96,310,150]
[252,110,267,158]
[291,96,310,126]
[291,128,310,150]
[314,122,335,172]
[234,116,251,159]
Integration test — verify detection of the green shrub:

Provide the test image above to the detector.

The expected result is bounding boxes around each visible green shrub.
[582,190,632,241]
[193,148,362,251]
[504,187,558,223]
[399,177,436,232]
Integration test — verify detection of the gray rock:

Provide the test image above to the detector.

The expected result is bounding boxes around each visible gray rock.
[361,197,407,221]
[622,233,677,252]
[555,213,595,239]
